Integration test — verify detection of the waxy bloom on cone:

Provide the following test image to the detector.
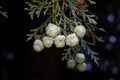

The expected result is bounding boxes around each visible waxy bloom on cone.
[46,23,61,38]
[42,36,54,48]
[66,59,76,69]
[77,63,86,72]
[75,53,85,64]
[66,33,79,47]
[33,39,44,52]
[74,25,86,38]
[54,35,66,48]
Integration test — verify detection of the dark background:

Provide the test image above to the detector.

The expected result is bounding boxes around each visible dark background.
[0,0,120,80]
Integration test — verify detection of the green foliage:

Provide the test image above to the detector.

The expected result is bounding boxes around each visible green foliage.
[25,0,105,65]
[88,0,96,4]
[0,6,8,18]
[24,0,54,19]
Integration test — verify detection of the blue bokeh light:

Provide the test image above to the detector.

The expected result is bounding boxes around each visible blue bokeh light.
[99,60,111,71]
[108,78,115,80]
[109,36,117,43]
[6,52,15,60]
[111,66,119,75]
[86,62,92,71]
[107,14,114,23]
[105,43,113,50]
[117,24,120,31]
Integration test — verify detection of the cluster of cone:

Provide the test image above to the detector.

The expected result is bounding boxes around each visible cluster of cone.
[33,23,86,52]
[66,53,86,72]
[33,23,86,71]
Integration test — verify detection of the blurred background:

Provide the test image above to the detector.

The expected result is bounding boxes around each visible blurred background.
[0,0,120,80]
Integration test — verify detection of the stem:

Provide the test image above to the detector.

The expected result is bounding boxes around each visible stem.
[53,0,60,24]
[60,10,75,23]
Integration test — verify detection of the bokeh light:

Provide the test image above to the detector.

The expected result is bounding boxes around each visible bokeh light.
[86,62,92,71]
[117,24,120,31]
[107,14,115,23]
[108,78,115,80]
[6,52,14,60]
[105,42,113,50]
[99,60,111,71]
[111,66,119,75]
[109,36,117,43]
